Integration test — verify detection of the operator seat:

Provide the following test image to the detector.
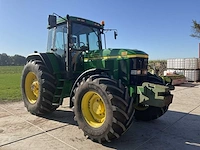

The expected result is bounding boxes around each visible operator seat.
[71,51,83,71]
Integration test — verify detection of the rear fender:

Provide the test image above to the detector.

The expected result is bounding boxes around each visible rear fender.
[26,53,65,74]
[26,53,54,73]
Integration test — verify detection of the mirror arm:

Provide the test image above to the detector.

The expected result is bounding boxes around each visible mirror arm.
[103,29,118,40]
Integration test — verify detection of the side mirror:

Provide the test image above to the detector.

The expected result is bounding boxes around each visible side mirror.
[114,31,118,39]
[48,15,57,28]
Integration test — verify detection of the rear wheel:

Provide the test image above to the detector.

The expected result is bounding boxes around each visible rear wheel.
[134,73,169,121]
[73,74,134,142]
[21,60,58,115]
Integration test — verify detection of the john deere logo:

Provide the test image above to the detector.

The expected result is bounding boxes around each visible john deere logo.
[121,51,127,56]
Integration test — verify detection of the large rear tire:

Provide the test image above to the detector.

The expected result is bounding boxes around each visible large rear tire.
[21,60,58,115]
[73,74,134,142]
[134,73,169,121]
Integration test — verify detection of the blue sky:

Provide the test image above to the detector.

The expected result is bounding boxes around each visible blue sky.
[0,0,200,60]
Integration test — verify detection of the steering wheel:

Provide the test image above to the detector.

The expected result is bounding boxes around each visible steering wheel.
[79,42,89,51]
[79,42,85,47]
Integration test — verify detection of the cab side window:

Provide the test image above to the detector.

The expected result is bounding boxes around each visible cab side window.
[54,25,67,56]
[47,24,67,57]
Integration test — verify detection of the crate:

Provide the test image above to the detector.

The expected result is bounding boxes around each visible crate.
[167,58,185,69]
[185,58,199,70]
[174,58,185,69]
[167,59,173,69]
[185,70,200,82]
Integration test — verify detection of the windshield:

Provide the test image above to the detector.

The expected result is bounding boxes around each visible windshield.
[71,23,102,51]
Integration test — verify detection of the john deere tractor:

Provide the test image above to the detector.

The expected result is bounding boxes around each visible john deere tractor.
[21,14,174,142]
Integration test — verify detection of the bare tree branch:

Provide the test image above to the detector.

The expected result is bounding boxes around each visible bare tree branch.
[190,20,200,39]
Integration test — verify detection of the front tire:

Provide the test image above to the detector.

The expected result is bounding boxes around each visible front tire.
[134,106,168,121]
[73,75,134,142]
[134,73,169,121]
[21,60,58,115]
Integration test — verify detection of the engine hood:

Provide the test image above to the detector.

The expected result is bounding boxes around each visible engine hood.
[84,48,148,61]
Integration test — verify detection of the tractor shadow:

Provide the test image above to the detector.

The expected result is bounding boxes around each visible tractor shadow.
[40,109,77,126]
[40,108,200,150]
[103,110,200,150]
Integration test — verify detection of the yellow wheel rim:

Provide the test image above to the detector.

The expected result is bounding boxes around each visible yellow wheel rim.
[81,91,106,128]
[25,72,39,104]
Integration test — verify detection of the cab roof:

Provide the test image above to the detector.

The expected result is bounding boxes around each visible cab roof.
[56,15,104,28]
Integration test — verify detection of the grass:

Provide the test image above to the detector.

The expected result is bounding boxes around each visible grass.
[0,66,23,102]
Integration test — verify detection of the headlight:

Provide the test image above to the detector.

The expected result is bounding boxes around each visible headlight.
[143,70,148,75]
[131,70,141,75]
[131,70,148,75]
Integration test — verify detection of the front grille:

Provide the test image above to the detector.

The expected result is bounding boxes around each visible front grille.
[130,58,148,70]
[130,58,148,85]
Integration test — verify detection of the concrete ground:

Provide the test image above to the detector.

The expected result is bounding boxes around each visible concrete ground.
[0,83,200,150]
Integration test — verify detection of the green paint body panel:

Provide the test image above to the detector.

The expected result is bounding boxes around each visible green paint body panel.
[45,48,147,99]
[84,48,148,85]
[45,48,173,108]
[46,53,73,104]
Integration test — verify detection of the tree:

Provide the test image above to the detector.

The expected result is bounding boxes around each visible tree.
[0,53,26,66]
[191,20,200,39]
[12,54,26,65]
[0,53,10,66]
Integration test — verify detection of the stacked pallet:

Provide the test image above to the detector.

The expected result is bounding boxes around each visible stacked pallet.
[167,58,200,82]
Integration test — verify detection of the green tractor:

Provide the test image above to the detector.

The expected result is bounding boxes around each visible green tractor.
[21,14,174,142]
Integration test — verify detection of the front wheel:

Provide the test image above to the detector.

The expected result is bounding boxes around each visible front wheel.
[73,75,134,142]
[134,106,168,121]
[134,73,170,121]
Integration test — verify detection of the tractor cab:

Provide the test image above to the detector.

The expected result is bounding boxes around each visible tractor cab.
[47,15,104,74]
[47,15,103,55]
